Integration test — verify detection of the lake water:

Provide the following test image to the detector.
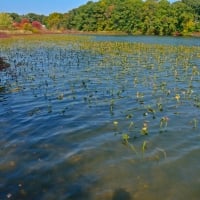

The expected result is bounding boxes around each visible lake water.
[0,35,200,200]
[93,35,200,46]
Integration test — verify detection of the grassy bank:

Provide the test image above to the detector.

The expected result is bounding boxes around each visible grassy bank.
[0,29,200,39]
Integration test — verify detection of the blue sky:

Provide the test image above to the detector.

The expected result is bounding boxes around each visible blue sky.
[0,0,176,15]
[0,0,97,15]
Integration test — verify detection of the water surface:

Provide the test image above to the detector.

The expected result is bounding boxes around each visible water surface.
[0,35,200,199]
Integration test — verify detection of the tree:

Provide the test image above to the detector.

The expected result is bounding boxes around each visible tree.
[0,13,13,30]
[45,13,64,30]
[182,0,200,15]
[154,0,176,35]
[141,0,158,34]
[24,13,47,24]
[171,1,196,34]
[12,18,33,31]
[18,0,197,35]
[9,13,21,22]
[32,21,43,30]
[32,21,45,32]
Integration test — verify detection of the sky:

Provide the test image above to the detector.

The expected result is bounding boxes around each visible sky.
[0,0,177,16]
[0,0,98,15]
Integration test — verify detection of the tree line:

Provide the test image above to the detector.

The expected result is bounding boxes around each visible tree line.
[0,0,200,35]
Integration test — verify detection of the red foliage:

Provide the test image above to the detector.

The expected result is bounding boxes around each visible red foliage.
[20,18,30,25]
[12,18,44,32]
[13,18,31,29]
[32,21,43,30]
[13,22,20,29]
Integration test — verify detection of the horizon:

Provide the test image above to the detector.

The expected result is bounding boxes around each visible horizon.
[0,0,177,16]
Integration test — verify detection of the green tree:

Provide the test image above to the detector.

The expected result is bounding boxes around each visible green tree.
[9,13,21,22]
[0,13,13,30]
[182,0,200,15]
[155,0,176,35]
[59,0,199,35]
[171,1,196,34]
[24,13,47,24]
[46,13,64,30]
[141,0,158,34]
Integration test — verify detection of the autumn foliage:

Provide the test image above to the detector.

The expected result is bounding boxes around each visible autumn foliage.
[13,18,44,33]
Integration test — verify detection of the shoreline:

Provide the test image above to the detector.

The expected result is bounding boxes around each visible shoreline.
[0,30,200,39]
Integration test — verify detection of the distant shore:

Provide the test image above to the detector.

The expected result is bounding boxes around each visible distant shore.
[0,29,200,38]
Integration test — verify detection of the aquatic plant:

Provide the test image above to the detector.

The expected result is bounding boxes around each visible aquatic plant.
[113,121,118,126]
[0,34,200,169]
[57,93,64,100]
[0,56,10,70]
[142,140,148,156]
[175,94,180,102]
[160,116,169,130]
[128,121,134,131]
[141,122,148,135]
[110,99,115,115]
[192,66,199,76]
[121,133,138,155]
[122,133,130,144]
[191,118,198,129]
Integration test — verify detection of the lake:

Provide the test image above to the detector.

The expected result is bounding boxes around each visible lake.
[0,35,200,200]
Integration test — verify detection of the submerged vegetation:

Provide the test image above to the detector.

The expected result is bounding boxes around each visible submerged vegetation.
[1,34,200,199]
[0,34,200,162]
[0,56,10,70]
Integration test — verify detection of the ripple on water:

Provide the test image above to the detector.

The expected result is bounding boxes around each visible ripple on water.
[0,35,200,199]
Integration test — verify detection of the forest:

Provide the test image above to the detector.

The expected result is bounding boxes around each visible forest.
[0,0,200,35]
